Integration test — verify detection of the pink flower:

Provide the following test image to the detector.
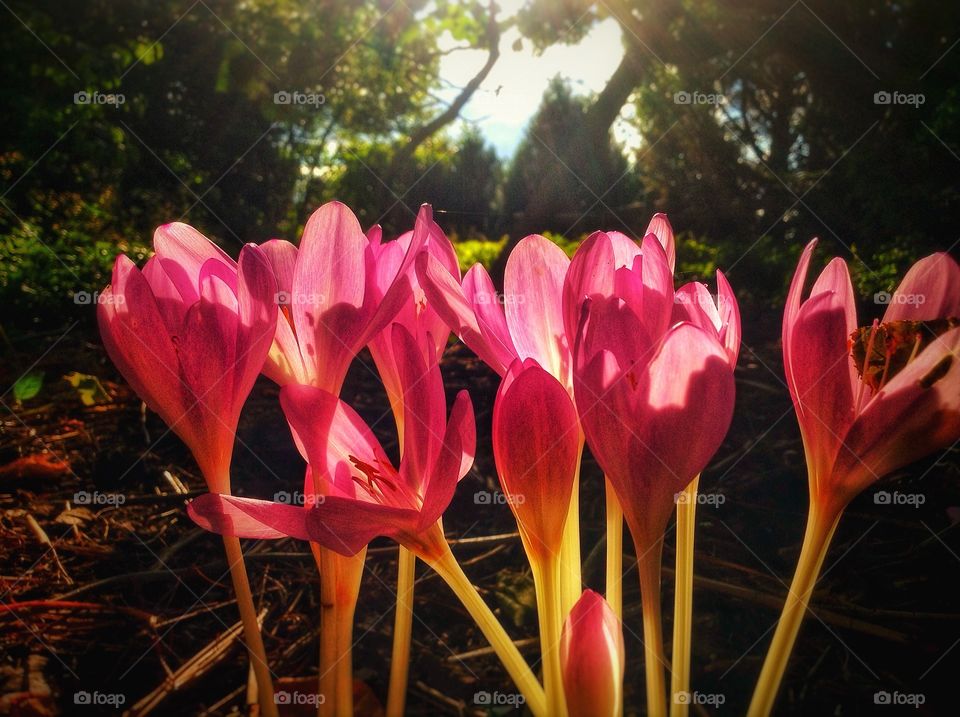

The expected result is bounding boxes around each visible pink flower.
[98,223,277,493]
[560,590,625,717]
[258,201,437,391]
[493,359,581,562]
[367,221,460,429]
[569,230,737,548]
[784,240,960,512]
[186,325,476,560]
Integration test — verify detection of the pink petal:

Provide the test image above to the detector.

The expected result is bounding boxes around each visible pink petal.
[463,263,518,373]
[638,233,674,342]
[493,360,580,558]
[504,235,571,383]
[419,389,475,527]
[259,239,298,297]
[882,252,960,322]
[152,222,233,306]
[832,327,960,498]
[561,590,624,717]
[564,231,617,345]
[188,494,310,540]
[787,284,857,488]
[292,201,367,390]
[716,270,741,367]
[644,213,676,274]
[783,239,818,405]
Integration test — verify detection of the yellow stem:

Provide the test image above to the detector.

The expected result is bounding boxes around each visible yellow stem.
[605,477,623,620]
[426,540,547,717]
[314,544,338,717]
[221,535,278,717]
[670,475,699,717]
[637,535,668,717]
[558,442,584,618]
[385,546,416,717]
[530,554,568,717]
[747,504,841,717]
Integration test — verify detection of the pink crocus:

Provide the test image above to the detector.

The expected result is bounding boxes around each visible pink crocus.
[560,590,625,717]
[569,228,737,717]
[783,240,960,515]
[257,201,437,391]
[98,223,277,493]
[569,229,737,556]
[749,242,960,715]
[493,359,581,562]
[186,324,475,560]
[367,221,460,434]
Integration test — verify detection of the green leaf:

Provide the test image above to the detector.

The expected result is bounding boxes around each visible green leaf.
[13,371,44,403]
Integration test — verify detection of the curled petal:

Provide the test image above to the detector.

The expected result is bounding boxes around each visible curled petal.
[883,252,960,323]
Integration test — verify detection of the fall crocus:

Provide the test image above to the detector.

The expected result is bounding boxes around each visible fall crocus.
[749,241,960,715]
[560,590,625,717]
[258,200,434,391]
[98,223,279,716]
[570,229,736,717]
[188,325,547,716]
[364,223,459,717]
[493,359,581,715]
[419,230,588,614]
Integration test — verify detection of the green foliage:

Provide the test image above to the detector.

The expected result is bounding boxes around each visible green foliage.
[453,236,507,272]
[13,370,44,403]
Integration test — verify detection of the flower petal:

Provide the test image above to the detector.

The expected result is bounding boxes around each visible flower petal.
[883,252,960,322]
[504,235,571,383]
[644,213,676,274]
[188,494,310,540]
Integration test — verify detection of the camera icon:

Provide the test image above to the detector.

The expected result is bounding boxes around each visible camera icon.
[874,690,892,704]
[673,691,691,704]
[74,91,91,105]
[474,691,491,705]
[274,491,292,504]
[474,491,492,505]
[874,491,892,505]
[73,491,91,505]
[274,91,291,105]
[74,691,92,704]
[674,91,691,105]
[874,91,892,105]
[275,290,291,305]
[74,291,93,305]
[274,690,291,704]
[674,491,691,505]
[874,291,891,304]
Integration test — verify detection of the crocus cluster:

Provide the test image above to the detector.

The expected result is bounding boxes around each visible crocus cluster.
[99,201,960,717]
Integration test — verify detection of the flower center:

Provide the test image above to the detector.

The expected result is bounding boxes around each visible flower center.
[850,317,959,392]
[348,454,399,499]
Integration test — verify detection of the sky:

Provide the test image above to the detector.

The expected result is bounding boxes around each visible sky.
[436,4,636,158]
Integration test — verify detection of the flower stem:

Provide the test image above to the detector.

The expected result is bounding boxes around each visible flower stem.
[605,477,623,620]
[385,546,416,717]
[426,540,547,717]
[221,535,278,717]
[531,554,568,717]
[637,534,668,717]
[558,442,584,618]
[670,475,699,717]
[747,504,841,717]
